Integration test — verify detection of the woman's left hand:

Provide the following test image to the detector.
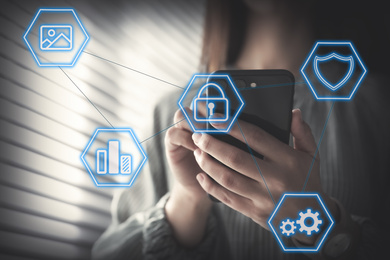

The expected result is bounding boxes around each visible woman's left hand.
[192,109,338,245]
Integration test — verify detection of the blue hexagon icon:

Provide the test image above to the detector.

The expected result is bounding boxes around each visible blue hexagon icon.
[178,74,245,133]
[301,41,367,101]
[268,193,334,252]
[23,8,89,67]
[81,128,147,187]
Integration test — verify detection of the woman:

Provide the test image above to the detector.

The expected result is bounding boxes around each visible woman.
[93,0,389,259]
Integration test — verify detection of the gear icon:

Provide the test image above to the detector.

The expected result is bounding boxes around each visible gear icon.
[296,209,323,235]
[280,218,296,236]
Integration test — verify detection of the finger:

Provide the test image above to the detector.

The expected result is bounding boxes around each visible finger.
[174,108,192,131]
[193,148,264,198]
[192,101,229,121]
[192,100,208,118]
[192,133,273,181]
[291,109,317,156]
[165,127,197,153]
[211,118,292,161]
[174,107,208,131]
[196,172,253,214]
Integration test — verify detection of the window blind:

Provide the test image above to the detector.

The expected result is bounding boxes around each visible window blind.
[0,0,204,259]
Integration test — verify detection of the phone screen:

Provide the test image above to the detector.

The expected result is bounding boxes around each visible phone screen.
[207,70,295,158]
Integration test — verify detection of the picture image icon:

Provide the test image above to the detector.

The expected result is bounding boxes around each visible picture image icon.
[96,140,132,175]
[40,25,73,51]
[23,8,89,66]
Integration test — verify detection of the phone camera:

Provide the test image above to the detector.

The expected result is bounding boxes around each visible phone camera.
[235,79,246,88]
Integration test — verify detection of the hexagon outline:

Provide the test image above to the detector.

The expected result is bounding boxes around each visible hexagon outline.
[23,8,90,67]
[301,41,367,101]
[81,128,148,188]
[178,74,245,133]
[267,193,334,252]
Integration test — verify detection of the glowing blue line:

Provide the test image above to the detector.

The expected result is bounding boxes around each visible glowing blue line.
[302,101,335,191]
[140,118,185,144]
[237,122,276,205]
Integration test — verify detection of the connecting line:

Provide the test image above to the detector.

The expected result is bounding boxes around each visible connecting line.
[59,66,115,129]
[302,101,336,191]
[83,51,185,90]
[237,122,276,206]
[140,118,186,144]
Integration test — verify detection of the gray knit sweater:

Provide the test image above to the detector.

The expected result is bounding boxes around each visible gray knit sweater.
[92,75,389,259]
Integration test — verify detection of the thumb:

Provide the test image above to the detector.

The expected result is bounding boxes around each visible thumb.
[291,109,317,156]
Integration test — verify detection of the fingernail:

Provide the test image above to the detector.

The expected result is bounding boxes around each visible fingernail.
[196,173,204,183]
[192,133,202,143]
[209,114,226,128]
[210,121,224,128]
[295,108,303,122]
[194,148,201,158]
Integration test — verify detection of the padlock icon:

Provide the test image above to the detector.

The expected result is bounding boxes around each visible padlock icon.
[193,82,229,122]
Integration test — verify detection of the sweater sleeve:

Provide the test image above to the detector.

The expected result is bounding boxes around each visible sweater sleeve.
[92,193,232,260]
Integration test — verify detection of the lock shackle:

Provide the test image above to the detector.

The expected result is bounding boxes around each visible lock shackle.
[197,83,226,98]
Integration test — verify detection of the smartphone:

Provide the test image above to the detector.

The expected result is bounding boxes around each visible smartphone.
[206,69,295,201]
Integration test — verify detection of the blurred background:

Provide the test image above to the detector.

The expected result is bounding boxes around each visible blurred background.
[0,0,204,259]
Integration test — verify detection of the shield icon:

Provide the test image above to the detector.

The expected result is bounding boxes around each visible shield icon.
[313,53,354,91]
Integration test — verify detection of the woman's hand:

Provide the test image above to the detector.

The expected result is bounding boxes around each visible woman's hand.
[164,108,212,247]
[165,107,211,201]
[192,109,338,245]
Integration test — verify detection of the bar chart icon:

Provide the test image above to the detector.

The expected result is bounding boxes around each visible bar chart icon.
[96,140,132,175]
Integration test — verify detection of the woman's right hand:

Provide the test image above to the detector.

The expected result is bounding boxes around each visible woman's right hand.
[164,107,212,247]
